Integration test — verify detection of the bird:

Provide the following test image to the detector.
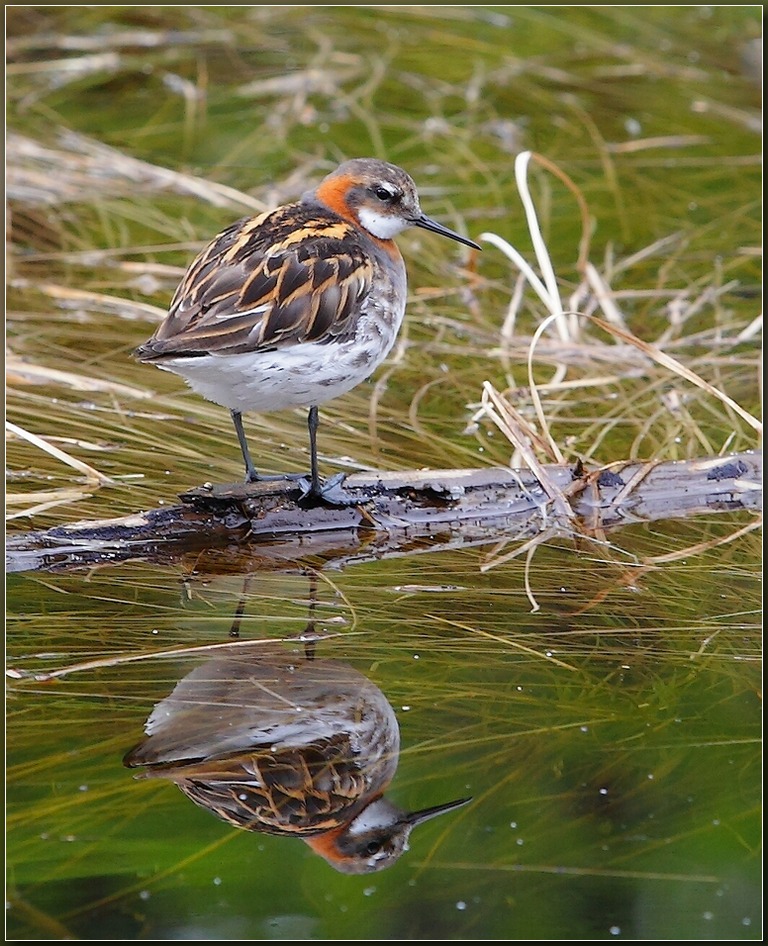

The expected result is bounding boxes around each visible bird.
[123,645,471,874]
[134,158,480,503]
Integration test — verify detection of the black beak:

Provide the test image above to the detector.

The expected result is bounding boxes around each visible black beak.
[404,796,472,827]
[414,214,481,251]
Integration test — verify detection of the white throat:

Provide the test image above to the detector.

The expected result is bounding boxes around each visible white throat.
[357,207,410,240]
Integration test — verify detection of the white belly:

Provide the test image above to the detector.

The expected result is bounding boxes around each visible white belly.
[157,311,402,414]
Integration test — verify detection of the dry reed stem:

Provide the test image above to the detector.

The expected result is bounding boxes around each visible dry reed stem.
[6,633,349,682]
[5,421,112,487]
[5,489,95,520]
[588,315,762,434]
[7,130,265,211]
[7,27,234,55]
[641,516,762,566]
[11,280,167,323]
[6,355,153,399]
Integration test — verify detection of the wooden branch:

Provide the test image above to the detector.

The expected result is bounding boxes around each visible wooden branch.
[5,451,761,574]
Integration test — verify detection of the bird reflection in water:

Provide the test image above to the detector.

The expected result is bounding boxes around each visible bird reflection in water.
[124,642,469,873]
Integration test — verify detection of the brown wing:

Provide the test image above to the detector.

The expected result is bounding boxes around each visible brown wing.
[135,204,374,360]
[138,736,371,836]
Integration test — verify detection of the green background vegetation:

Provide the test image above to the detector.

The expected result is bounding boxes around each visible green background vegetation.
[6,5,761,941]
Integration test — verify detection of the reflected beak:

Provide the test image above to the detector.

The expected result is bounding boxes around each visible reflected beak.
[405,796,472,827]
[413,214,482,250]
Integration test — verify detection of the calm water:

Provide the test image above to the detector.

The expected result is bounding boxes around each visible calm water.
[6,6,761,941]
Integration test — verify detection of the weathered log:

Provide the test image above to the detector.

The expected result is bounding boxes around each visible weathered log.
[5,452,761,574]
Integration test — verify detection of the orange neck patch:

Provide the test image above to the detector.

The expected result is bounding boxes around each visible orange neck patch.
[315,173,357,223]
[303,825,347,863]
[314,174,403,261]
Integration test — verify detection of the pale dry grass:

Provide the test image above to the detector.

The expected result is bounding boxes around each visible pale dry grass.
[6,59,761,526]
[462,151,762,605]
[474,152,762,473]
[7,129,264,212]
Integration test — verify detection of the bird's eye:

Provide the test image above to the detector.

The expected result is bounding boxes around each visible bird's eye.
[365,840,382,855]
[374,185,399,202]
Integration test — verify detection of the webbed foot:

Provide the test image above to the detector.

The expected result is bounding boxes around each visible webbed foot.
[294,472,368,507]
